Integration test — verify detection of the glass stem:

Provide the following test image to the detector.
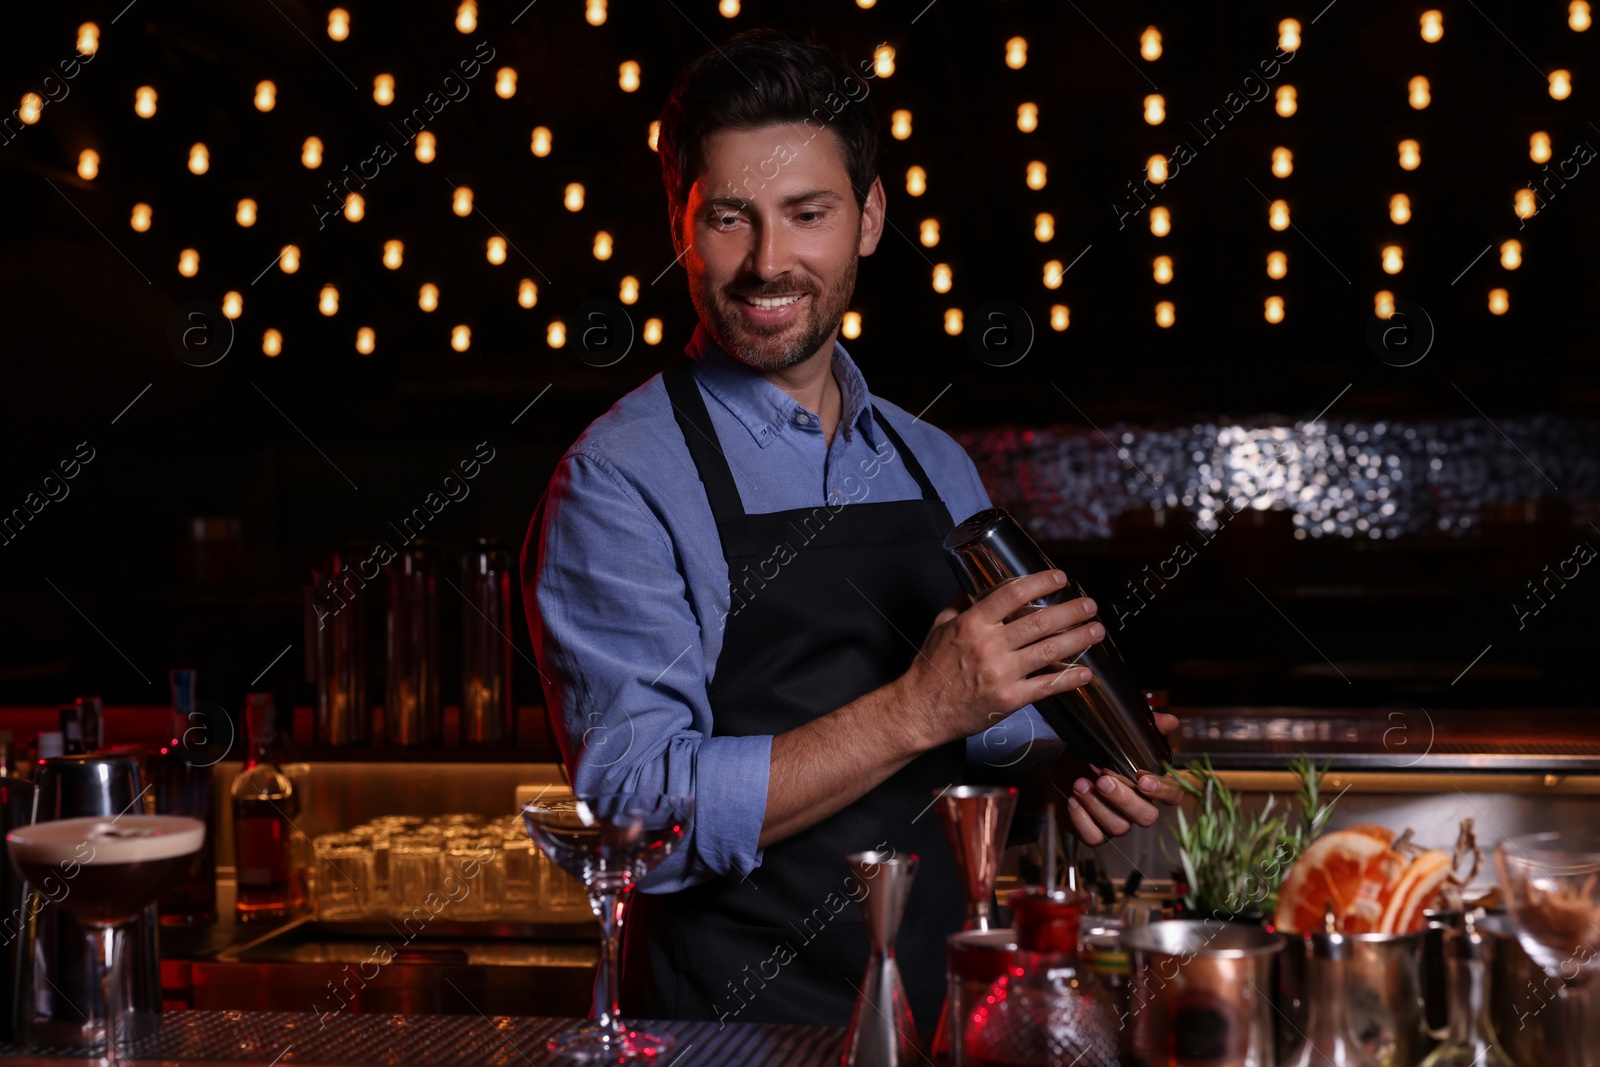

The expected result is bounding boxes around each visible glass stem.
[590,886,631,1037]
[87,924,124,1064]
[1557,978,1594,1067]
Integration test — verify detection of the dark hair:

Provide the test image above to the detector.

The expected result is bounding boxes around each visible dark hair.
[657,28,880,225]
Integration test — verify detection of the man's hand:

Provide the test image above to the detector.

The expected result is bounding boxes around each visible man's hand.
[1056,712,1183,846]
[893,570,1105,751]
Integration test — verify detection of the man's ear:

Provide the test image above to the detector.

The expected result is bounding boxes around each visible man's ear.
[858,175,886,257]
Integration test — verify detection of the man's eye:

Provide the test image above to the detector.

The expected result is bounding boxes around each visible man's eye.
[796,211,823,223]
[711,214,739,228]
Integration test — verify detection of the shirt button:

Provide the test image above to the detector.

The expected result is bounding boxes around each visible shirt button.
[795,412,811,426]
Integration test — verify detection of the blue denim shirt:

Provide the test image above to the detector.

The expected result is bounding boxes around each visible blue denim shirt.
[521,322,1060,892]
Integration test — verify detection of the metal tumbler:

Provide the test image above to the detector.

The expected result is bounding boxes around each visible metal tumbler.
[306,546,370,746]
[459,541,514,747]
[942,507,1172,783]
[385,544,441,746]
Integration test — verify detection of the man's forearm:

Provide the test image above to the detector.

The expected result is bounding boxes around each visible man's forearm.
[759,679,927,848]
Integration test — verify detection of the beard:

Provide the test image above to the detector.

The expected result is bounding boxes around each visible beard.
[690,246,860,374]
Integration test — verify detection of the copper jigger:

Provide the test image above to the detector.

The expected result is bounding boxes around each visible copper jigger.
[935,785,1017,932]
[841,850,919,1067]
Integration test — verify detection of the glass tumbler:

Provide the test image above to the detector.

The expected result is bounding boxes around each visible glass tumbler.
[387,831,444,920]
[313,832,373,920]
[446,834,504,920]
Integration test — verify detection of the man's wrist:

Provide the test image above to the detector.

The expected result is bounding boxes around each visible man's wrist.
[875,674,938,760]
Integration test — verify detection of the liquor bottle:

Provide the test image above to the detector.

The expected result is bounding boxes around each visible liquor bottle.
[230,693,297,922]
[74,696,104,752]
[150,668,219,924]
[58,705,87,755]
[1282,908,1380,1067]
[1418,910,1517,1067]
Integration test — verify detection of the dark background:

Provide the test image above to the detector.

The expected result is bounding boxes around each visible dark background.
[0,0,1594,721]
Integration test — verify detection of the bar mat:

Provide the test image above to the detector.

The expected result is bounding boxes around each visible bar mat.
[0,1010,848,1065]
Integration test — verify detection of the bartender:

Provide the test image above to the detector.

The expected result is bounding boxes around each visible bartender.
[521,27,1181,1033]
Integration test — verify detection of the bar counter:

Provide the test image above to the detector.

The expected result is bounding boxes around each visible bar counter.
[0,1011,846,1066]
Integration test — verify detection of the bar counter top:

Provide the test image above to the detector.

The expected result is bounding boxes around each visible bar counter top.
[0,1010,846,1066]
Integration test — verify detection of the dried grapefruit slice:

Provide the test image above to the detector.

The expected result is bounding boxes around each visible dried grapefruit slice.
[1379,850,1453,934]
[1275,829,1407,934]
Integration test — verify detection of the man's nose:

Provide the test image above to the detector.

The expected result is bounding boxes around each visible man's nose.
[750,217,797,280]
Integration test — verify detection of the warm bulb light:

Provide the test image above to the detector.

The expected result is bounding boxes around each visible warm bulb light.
[1279,18,1301,51]
[1150,206,1171,236]
[1408,76,1431,109]
[78,23,100,55]
[189,143,209,174]
[1043,260,1064,289]
[643,318,663,344]
[279,245,299,273]
[1016,102,1038,133]
[135,86,157,118]
[263,329,282,357]
[532,127,552,157]
[419,284,438,311]
[891,110,912,140]
[620,276,639,305]
[1144,94,1165,124]
[1005,37,1027,69]
[1514,187,1538,218]
[1382,245,1404,274]
[1375,291,1395,319]
[131,203,152,232]
[1269,199,1290,231]
[1271,146,1293,178]
[906,166,927,196]
[647,122,658,153]
[593,232,613,260]
[518,279,537,308]
[319,285,339,316]
[178,248,199,277]
[1420,10,1444,42]
[1275,85,1298,117]
[565,183,585,211]
[1147,154,1169,183]
[343,192,363,222]
[237,199,257,227]
[1155,301,1175,328]
[415,131,436,163]
[19,94,42,125]
[719,0,739,14]
[1573,1,1593,31]
[223,292,242,319]
[497,68,518,98]
[1140,26,1162,61]
[1500,239,1522,269]
[1034,213,1054,241]
[919,219,940,247]
[383,240,403,269]
[1390,193,1411,224]
[487,236,506,264]
[943,309,963,336]
[1152,256,1173,284]
[1267,251,1287,279]
[254,81,276,111]
[587,0,607,25]
[77,149,99,180]
[356,327,375,355]
[842,311,861,340]
[617,62,640,93]
[874,45,895,78]
[1399,139,1421,170]
[456,2,477,33]
[547,321,566,347]
[1026,161,1047,190]
[1530,131,1552,162]
[302,136,323,168]
[1050,304,1070,331]
[1264,296,1285,324]
[1488,288,1509,315]
[932,264,952,293]
[1549,70,1572,99]
[328,8,350,40]
[374,74,394,105]
[452,325,471,352]
[453,187,473,216]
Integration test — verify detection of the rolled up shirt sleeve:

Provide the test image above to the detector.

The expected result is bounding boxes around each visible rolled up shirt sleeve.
[524,448,770,891]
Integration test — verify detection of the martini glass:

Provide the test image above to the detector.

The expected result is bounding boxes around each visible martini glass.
[522,792,694,1063]
[7,814,205,1064]
[1495,830,1600,1067]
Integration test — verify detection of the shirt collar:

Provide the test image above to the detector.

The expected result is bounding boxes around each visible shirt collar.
[683,321,879,450]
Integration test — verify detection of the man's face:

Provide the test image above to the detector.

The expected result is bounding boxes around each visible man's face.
[676,123,885,373]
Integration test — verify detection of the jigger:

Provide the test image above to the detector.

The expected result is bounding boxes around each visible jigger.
[841,850,919,1067]
[935,785,1017,932]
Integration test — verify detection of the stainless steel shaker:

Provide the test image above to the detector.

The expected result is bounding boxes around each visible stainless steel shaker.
[460,541,514,747]
[942,507,1172,782]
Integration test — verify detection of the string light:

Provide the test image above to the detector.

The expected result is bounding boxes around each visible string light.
[1375,291,1395,319]
[328,9,350,40]
[618,62,639,93]
[1272,146,1293,178]
[932,264,952,293]
[857,0,876,7]
[1275,85,1298,117]
[452,325,472,351]
[178,249,199,277]
[892,110,912,140]
[487,236,507,264]
[456,2,477,33]
[1408,76,1431,109]
[1155,301,1175,328]
[1500,239,1522,269]
[419,283,439,311]
[919,219,940,247]
[1398,139,1421,170]
[254,81,276,111]
[1050,304,1070,331]
[565,183,585,211]
[356,327,375,355]
[1026,161,1047,190]
[1488,288,1509,315]
[1043,260,1064,289]
[518,279,538,308]
[1420,10,1444,42]
[78,23,100,55]
[1267,251,1287,279]
[1390,193,1411,224]
[1144,94,1165,124]
[343,192,364,222]
[77,149,99,180]
[906,166,927,196]
[1153,255,1173,284]
[1381,245,1404,273]
[263,329,282,357]
[1005,37,1028,69]
[374,74,394,105]
[1279,18,1302,51]
[19,94,42,125]
[302,137,323,168]
[1264,296,1285,324]
[236,199,257,227]
[383,240,403,269]
[842,312,861,340]
[548,321,567,347]
[189,143,210,174]
[643,318,663,345]
[497,68,518,98]
[944,309,963,335]
[135,86,157,118]
[1150,206,1171,236]
[415,131,436,163]
[1034,213,1054,241]
[587,0,607,25]
[1549,70,1572,99]
[874,45,895,78]
[647,122,659,153]
[719,0,739,15]
[1017,103,1038,133]
[1572,1,1592,31]
[593,232,613,260]
[1530,131,1552,162]
[131,203,152,232]
[532,127,552,157]
[1147,154,1169,183]
[1140,26,1162,61]
[453,186,473,216]
[620,276,639,304]
[1514,188,1538,218]
[223,292,242,319]
[1269,199,1290,231]
[319,285,339,316]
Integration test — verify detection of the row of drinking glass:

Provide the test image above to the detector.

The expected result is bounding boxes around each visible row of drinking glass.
[309,812,589,921]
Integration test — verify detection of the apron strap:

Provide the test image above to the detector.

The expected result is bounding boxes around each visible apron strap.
[870,405,941,504]
[662,356,747,525]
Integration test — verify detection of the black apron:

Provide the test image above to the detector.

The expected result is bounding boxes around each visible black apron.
[618,357,968,1035]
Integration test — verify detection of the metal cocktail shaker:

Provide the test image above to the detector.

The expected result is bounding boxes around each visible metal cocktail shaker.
[942,507,1172,783]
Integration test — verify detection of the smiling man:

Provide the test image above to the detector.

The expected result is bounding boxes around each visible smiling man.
[522,27,1180,1033]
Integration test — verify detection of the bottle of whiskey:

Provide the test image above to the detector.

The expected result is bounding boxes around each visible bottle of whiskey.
[230,693,297,922]
[151,668,219,924]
